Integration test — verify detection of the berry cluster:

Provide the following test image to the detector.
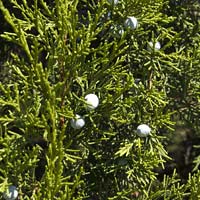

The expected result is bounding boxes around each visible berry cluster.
[70,94,99,129]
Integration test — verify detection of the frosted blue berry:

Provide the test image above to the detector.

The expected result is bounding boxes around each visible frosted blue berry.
[148,41,161,51]
[70,114,85,129]
[136,124,151,137]
[85,94,99,110]
[124,16,138,30]
[107,0,119,5]
[3,186,18,200]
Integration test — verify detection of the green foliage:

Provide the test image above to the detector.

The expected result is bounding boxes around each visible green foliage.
[0,0,200,199]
